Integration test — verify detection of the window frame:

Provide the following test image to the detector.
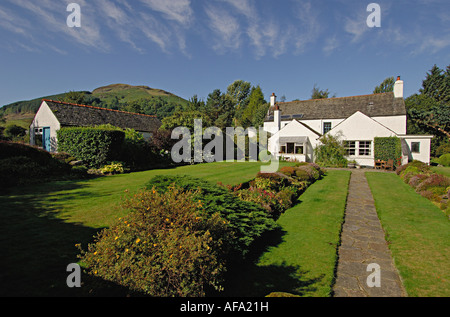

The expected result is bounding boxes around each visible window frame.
[323,122,332,134]
[411,142,420,154]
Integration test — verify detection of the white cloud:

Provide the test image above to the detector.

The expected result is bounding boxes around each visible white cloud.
[323,36,339,55]
[205,5,242,53]
[139,0,194,26]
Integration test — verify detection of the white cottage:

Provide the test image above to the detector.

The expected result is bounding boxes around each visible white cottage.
[30,99,161,152]
[264,77,433,167]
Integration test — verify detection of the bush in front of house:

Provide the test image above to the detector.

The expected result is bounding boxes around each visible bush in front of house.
[145,175,278,256]
[0,141,74,189]
[57,127,125,168]
[314,134,348,168]
[374,137,402,168]
[439,154,450,167]
[78,186,231,297]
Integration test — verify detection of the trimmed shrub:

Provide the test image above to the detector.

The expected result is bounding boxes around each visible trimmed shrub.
[78,186,231,297]
[374,137,402,167]
[0,141,73,189]
[439,154,450,167]
[279,166,295,177]
[145,175,278,255]
[57,127,125,168]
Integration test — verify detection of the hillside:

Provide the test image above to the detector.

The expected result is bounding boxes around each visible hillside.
[0,84,189,126]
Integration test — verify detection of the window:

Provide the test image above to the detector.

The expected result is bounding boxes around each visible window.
[344,141,356,156]
[411,142,420,153]
[344,141,371,156]
[295,145,304,154]
[281,143,304,154]
[323,122,332,134]
[359,141,372,156]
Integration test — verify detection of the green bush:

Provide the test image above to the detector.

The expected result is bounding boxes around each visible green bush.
[145,175,278,255]
[314,134,348,167]
[439,154,450,167]
[78,186,231,297]
[435,143,450,157]
[57,127,125,168]
[374,137,402,167]
[0,142,74,189]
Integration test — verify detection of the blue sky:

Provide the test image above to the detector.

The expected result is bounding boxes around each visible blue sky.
[0,0,449,107]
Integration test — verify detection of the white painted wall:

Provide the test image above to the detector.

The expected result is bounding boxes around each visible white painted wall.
[328,111,398,167]
[400,136,433,164]
[268,120,321,162]
[371,115,407,135]
[29,101,60,152]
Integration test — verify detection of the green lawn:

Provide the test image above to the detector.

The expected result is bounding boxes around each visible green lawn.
[366,172,450,297]
[220,170,351,297]
[0,161,290,296]
[431,166,450,178]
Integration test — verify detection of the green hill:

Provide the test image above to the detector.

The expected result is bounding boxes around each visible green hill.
[0,84,189,124]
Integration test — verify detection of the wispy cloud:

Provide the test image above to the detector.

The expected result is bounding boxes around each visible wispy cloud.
[140,0,194,26]
[205,4,242,53]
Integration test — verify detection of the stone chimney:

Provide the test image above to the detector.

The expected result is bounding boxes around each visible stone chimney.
[394,76,404,98]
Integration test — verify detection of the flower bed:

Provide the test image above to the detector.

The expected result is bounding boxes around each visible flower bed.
[397,161,450,216]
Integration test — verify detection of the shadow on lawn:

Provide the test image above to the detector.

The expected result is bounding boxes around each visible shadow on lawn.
[215,227,325,297]
[0,180,142,297]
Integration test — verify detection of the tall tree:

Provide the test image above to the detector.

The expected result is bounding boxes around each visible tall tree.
[241,85,267,128]
[311,84,335,99]
[373,77,395,94]
[226,80,252,126]
[420,64,448,103]
[205,89,234,129]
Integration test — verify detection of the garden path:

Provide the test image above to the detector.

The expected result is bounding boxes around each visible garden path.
[333,170,407,297]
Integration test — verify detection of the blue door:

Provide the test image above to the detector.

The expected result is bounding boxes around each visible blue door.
[43,127,51,152]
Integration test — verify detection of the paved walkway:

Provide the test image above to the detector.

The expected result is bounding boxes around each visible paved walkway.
[333,170,407,297]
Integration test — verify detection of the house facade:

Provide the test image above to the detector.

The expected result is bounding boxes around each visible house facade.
[264,77,433,167]
[30,99,161,152]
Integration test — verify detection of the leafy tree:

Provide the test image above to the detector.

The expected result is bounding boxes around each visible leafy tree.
[205,89,234,130]
[406,64,450,154]
[373,77,395,94]
[61,91,87,104]
[311,84,335,99]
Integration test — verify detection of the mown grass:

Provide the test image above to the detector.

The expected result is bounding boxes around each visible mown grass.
[431,166,450,178]
[366,172,450,297]
[0,161,290,296]
[220,170,351,297]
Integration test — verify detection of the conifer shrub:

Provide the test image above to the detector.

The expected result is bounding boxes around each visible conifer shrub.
[145,175,278,255]
[78,186,231,297]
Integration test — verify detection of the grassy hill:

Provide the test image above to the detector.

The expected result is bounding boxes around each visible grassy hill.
[0,84,189,128]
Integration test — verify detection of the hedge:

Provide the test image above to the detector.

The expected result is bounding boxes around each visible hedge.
[57,127,125,168]
[374,137,402,167]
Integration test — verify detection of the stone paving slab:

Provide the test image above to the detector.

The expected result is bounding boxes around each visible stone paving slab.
[333,170,407,297]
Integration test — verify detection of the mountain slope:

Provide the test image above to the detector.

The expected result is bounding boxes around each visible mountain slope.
[0,84,189,127]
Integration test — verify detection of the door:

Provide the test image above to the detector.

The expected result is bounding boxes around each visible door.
[43,127,51,152]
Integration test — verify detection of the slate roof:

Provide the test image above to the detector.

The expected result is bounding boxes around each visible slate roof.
[266,92,406,122]
[43,99,161,133]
